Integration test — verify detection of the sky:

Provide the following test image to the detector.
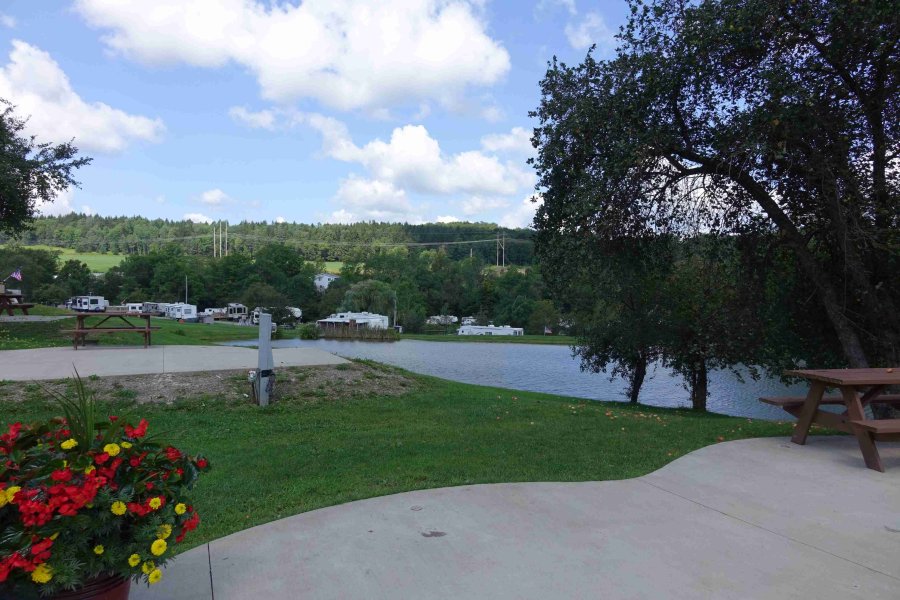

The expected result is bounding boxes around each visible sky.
[0,0,627,227]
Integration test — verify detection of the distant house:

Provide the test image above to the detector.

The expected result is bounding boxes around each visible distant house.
[316,312,389,330]
[314,273,340,291]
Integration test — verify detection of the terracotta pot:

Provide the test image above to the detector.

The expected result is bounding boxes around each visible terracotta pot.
[50,575,130,600]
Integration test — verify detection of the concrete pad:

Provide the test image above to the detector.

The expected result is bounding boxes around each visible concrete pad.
[131,542,212,600]
[132,437,900,600]
[0,345,347,381]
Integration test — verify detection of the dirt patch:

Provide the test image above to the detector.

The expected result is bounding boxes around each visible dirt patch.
[0,361,419,405]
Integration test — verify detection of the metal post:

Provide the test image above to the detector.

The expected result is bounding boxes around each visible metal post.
[212,224,216,257]
[256,312,274,406]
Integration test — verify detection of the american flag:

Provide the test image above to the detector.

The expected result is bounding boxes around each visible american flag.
[8,267,22,281]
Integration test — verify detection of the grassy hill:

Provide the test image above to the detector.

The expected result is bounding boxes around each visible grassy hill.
[0,244,125,272]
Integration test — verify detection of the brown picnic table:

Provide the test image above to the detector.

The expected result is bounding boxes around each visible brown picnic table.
[61,313,160,350]
[0,293,34,316]
[761,368,900,472]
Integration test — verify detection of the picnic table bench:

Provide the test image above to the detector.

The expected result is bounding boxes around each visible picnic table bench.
[0,293,34,316]
[61,313,160,350]
[761,368,900,472]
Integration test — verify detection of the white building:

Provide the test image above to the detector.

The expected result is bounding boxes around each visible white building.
[314,273,340,291]
[316,311,389,330]
[457,324,524,336]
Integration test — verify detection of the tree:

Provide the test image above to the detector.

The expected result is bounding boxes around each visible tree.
[341,279,397,320]
[242,283,288,311]
[532,0,900,369]
[0,101,92,234]
[527,300,560,335]
[56,259,93,297]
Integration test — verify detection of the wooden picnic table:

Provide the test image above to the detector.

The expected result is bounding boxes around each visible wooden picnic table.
[0,293,34,316]
[61,312,160,350]
[761,368,900,472]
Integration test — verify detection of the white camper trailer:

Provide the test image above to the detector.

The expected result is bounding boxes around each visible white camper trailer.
[71,296,109,313]
[457,324,524,336]
[225,303,248,321]
[125,303,144,314]
[165,303,197,321]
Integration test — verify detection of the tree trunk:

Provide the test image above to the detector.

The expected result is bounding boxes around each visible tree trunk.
[627,354,648,404]
[689,360,708,411]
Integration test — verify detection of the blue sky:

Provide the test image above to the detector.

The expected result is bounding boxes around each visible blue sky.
[0,1,627,227]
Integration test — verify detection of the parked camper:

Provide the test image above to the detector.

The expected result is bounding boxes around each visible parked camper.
[316,312,389,330]
[201,307,226,319]
[426,315,458,326]
[457,324,523,336]
[165,303,197,321]
[125,303,144,314]
[71,296,108,313]
[225,303,248,321]
[460,316,477,326]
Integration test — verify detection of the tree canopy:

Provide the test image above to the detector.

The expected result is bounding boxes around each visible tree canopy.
[532,0,899,371]
[0,101,91,235]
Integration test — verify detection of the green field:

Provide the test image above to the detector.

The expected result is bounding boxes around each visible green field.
[0,365,804,550]
[0,315,259,350]
[0,244,125,272]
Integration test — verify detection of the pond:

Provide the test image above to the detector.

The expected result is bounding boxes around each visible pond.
[225,338,806,420]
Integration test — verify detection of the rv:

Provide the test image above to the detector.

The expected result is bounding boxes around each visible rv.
[141,302,171,316]
[165,303,197,321]
[457,324,524,336]
[201,307,226,319]
[70,296,109,313]
[225,303,248,321]
[316,312,389,330]
[125,303,144,314]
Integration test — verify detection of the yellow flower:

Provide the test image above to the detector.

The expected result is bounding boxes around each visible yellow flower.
[121,441,133,449]
[148,568,163,585]
[60,438,78,450]
[148,497,162,510]
[93,545,104,555]
[141,561,155,575]
[128,554,141,567]
[150,539,167,556]
[157,524,172,540]
[103,443,121,457]
[31,563,53,584]
[111,501,127,516]
[5,486,21,503]
[174,503,187,515]
[85,465,96,475]
[0,494,6,509]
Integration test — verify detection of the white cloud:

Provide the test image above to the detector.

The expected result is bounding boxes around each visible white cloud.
[436,215,461,223]
[75,0,510,114]
[460,196,510,216]
[35,188,75,217]
[0,40,164,153]
[499,194,542,229]
[0,14,16,28]
[481,126,533,155]
[184,212,213,224]
[304,116,534,197]
[332,177,423,222]
[327,209,356,224]
[565,12,616,52]
[229,106,276,130]
[200,188,230,206]
[274,216,287,224]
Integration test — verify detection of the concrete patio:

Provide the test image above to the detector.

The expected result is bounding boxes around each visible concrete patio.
[133,436,899,600]
[0,345,347,381]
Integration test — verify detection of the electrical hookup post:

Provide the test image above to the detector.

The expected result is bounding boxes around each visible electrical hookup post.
[250,312,275,406]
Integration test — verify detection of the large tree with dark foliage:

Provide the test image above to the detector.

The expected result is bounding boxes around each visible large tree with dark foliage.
[0,101,91,234]
[532,0,899,370]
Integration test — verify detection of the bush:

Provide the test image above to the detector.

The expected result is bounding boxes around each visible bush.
[297,323,319,340]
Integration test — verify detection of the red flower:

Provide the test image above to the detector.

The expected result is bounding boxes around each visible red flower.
[50,469,73,482]
[124,419,149,439]
[109,415,119,422]
[196,458,208,469]
[145,482,154,491]
[165,446,181,461]
[94,452,110,465]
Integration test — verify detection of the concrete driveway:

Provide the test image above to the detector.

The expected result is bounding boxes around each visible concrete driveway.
[134,436,899,600]
[0,345,346,381]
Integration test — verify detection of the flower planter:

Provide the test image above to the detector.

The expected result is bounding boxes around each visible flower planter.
[50,575,130,600]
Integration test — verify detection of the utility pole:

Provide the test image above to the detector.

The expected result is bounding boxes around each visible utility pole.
[496,232,499,267]
[212,223,216,257]
[502,233,506,267]
[185,275,188,304]
[225,223,228,257]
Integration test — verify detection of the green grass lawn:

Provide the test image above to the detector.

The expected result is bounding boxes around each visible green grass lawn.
[0,244,126,272]
[402,333,576,345]
[0,365,803,550]
[0,315,259,350]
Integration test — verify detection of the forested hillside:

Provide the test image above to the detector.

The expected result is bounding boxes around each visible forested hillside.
[0,215,534,265]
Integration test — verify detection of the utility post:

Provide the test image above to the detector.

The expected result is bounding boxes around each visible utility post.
[256,312,274,406]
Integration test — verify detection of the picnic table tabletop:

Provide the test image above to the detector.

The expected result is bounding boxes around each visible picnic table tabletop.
[785,368,900,386]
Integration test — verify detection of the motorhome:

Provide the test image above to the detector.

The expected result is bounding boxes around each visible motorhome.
[225,303,248,321]
[457,324,524,336]
[125,303,144,314]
